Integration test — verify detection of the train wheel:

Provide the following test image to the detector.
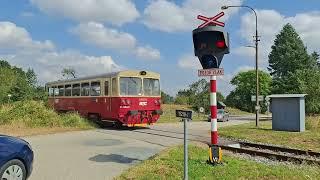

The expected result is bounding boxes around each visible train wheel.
[114,122,123,129]
[88,113,103,126]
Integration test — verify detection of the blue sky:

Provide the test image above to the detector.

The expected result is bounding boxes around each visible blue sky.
[0,0,319,96]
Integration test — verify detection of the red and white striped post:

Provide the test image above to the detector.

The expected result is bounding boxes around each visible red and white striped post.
[210,75,218,145]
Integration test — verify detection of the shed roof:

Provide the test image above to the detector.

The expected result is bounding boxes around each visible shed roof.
[267,94,307,98]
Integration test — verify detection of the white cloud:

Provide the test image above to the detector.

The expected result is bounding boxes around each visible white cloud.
[6,51,122,83]
[236,10,320,64]
[71,22,136,50]
[287,12,320,52]
[234,65,254,73]
[177,54,201,69]
[0,21,54,51]
[71,22,161,60]
[0,22,122,84]
[143,0,242,32]
[30,0,140,26]
[233,46,255,58]
[135,46,160,60]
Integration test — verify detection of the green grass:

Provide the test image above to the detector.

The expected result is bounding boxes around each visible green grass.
[0,101,95,129]
[219,116,320,151]
[158,104,253,123]
[225,106,253,116]
[117,145,320,180]
[158,104,207,123]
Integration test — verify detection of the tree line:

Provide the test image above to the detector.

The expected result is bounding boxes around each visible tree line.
[0,60,46,104]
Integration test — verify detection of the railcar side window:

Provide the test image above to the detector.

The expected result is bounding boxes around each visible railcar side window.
[120,77,142,96]
[54,86,59,96]
[72,84,80,96]
[143,78,160,96]
[112,78,117,96]
[90,82,101,96]
[104,81,109,96]
[65,84,72,96]
[81,83,90,96]
[58,85,64,96]
[48,87,54,97]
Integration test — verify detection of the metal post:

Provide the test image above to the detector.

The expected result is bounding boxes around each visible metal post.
[184,118,188,180]
[254,11,260,128]
[210,76,218,145]
[221,5,260,127]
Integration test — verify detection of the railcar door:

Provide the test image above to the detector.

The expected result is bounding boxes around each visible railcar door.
[104,80,112,116]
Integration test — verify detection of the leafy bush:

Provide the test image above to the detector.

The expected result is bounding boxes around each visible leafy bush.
[0,101,94,128]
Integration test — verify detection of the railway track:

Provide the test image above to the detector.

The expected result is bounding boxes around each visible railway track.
[219,141,320,165]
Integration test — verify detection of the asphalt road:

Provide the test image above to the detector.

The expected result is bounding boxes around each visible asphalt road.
[25,120,249,180]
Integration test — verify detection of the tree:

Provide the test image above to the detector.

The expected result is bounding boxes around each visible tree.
[161,91,174,104]
[62,67,77,79]
[295,69,320,114]
[0,67,17,103]
[311,52,320,68]
[226,70,272,113]
[0,60,46,103]
[268,23,317,93]
[174,96,189,105]
[26,68,37,87]
[268,24,320,114]
[175,79,225,113]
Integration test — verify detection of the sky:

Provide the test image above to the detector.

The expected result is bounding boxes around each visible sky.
[0,0,319,96]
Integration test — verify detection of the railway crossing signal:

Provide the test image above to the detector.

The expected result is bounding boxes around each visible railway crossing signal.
[192,26,229,69]
[192,12,230,165]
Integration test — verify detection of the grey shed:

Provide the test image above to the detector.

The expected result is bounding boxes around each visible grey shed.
[268,94,307,132]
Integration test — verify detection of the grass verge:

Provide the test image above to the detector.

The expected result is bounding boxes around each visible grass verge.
[0,101,95,136]
[117,144,320,180]
[225,106,253,116]
[158,104,252,123]
[158,104,207,123]
[219,116,320,151]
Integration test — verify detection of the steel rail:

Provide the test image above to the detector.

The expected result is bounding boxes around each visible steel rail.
[219,143,320,165]
[239,142,320,157]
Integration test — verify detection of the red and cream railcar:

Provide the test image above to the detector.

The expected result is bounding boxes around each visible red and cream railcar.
[46,70,162,127]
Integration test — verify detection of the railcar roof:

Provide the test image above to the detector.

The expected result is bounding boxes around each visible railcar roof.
[46,70,160,86]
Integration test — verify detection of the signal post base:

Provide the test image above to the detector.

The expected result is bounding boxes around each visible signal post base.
[208,145,223,165]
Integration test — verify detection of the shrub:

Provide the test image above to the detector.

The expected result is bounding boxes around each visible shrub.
[0,101,94,128]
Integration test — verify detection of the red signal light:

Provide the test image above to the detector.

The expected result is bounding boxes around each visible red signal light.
[216,41,225,48]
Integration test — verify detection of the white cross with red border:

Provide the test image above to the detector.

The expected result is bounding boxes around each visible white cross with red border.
[197,12,225,28]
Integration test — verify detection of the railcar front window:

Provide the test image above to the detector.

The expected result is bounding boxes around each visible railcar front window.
[143,78,160,96]
[120,77,142,96]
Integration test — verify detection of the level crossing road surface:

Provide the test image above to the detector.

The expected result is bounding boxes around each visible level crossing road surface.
[25,120,249,180]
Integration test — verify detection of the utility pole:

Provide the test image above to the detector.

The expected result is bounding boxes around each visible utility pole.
[221,5,260,127]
